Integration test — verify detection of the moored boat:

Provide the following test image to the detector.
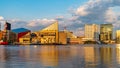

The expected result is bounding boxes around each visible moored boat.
[0,41,8,45]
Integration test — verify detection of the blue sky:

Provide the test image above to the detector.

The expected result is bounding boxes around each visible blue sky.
[0,0,88,20]
[0,0,120,36]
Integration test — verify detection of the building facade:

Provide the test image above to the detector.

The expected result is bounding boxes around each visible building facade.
[34,22,59,44]
[12,28,31,43]
[116,30,120,44]
[59,31,67,44]
[3,22,12,42]
[100,24,113,43]
[84,24,99,41]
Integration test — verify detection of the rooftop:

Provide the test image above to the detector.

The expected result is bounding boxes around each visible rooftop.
[12,28,30,33]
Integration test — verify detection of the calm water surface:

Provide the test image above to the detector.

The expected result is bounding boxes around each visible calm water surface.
[0,44,120,68]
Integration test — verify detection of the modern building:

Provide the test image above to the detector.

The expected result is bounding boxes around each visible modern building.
[63,30,84,44]
[34,22,59,44]
[2,22,12,42]
[12,28,31,43]
[59,31,67,44]
[100,24,113,43]
[19,32,31,44]
[84,24,99,41]
[4,22,11,30]
[116,30,120,44]
[0,31,3,41]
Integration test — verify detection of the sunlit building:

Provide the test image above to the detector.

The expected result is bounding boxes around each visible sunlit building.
[63,30,84,44]
[1,22,16,43]
[64,30,77,39]
[3,22,11,42]
[12,28,31,43]
[84,24,99,41]
[34,22,59,44]
[0,31,3,41]
[59,31,67,44]
[19,32,31,44]
[116,30,120,44]
[100,24,113,43]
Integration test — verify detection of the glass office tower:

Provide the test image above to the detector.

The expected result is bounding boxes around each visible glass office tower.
[100,24,113,43]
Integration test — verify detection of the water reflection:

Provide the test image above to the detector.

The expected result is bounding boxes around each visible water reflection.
[39,46,58,67]
[116,44,120,65]
[99,46,114,68]
[84,46,99,68]
[0,45,120,68]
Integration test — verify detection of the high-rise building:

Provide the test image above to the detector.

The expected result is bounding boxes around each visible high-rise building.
[100,24,113,43]
[4,22,11,30]
[84,24,99,41]
[116,30,120,43]
[3,22,11,42]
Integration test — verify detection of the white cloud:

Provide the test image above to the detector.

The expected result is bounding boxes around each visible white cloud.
[74,0,120,24]
[0,16,4,20]
[1,0,120,36]
[104,8,117,23]
[27,18,56,27]
[76,6,89,16]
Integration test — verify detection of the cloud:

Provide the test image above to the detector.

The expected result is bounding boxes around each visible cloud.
[7,19,28,29]
[66,0,120,36]
[27,18,56,27]
[74,0,120,24]
[27,0,120,36]
[0,16,4,20]
[104,8,117,23]
[76,5,89,16]
[2,0,120,36]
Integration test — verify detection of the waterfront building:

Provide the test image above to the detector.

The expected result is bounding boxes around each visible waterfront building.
[4,22,11,30]
[116,30,120,43]
[100,24,113,43]
[64,30,77,39]
[34,22,59,44]
[3,22,12,42]
[63,30,83,44]
[12,28,31,43]
[68,37,83,44]
[84,24,99,41]
[0,31,3,41]
[19,32,31,44]
[30,33,38,44]
[59,31,67,44]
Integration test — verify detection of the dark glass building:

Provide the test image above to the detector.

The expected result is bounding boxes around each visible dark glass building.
[3,22,11,42]
[4,22,11,30]
[100,24,113,43]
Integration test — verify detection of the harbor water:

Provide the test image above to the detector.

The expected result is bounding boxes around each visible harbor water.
[0,44,120,68]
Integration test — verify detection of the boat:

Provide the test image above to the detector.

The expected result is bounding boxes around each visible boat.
[0,42,8,45]
[0,40,8,45]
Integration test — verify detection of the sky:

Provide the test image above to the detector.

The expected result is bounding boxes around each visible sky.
[0,0,120,36]
[0,0,87,20]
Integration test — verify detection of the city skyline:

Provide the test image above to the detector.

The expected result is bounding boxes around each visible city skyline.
[0,0,120,36]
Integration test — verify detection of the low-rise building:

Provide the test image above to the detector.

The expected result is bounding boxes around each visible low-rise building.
[12,28,31,44]
[116,30,120,44]
[59,31,67,44]
[33,22,59,44]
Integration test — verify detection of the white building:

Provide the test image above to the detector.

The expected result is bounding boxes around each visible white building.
[84,24,99,41]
